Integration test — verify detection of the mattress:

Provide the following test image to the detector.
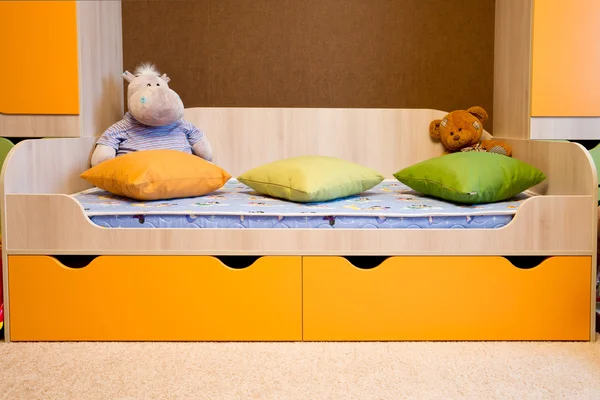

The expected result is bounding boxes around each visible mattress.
[72,179,533,229]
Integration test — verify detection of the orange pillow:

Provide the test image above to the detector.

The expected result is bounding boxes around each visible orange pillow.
[80,149,231,201]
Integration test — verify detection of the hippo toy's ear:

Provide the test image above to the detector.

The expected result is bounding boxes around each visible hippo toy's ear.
[122,71,136,83]
[160,73,171,83]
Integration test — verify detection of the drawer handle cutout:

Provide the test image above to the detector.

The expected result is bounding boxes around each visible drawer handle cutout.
[504,256,549,269]
[52,255,99,269]
[215,256,262,269]
[342,256,390,270]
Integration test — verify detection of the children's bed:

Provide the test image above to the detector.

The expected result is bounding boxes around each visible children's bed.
[1,107,597,342]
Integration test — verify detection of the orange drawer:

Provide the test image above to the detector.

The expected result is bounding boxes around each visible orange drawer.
[8,255,302,341]
[303,256,591,341]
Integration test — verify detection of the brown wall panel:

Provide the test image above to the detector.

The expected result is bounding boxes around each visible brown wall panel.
[122,0,496,129]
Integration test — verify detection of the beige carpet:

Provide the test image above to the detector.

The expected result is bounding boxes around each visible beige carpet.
[1,339,600,400]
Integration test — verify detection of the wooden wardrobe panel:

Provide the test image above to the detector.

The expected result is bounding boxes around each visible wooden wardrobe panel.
[122,0,495,127]
[493,0,534,139]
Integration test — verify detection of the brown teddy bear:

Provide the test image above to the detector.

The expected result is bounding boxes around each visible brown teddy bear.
[429,106,512,157]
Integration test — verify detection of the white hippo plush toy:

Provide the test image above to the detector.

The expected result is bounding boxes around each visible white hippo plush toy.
[91,63,213,167]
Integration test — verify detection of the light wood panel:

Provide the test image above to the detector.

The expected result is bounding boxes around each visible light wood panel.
[184,107,459,177]
[76,1,124,137]
[492,0,533,139]
[3,194,594,256]
[530,117,600,141]
[0,0,80,115]
[531,0,600,117]
[1,137,95,195]
[502,138,597,196]
[0,114,80,138]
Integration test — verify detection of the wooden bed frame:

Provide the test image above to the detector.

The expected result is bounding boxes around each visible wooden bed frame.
[0,107,597,342]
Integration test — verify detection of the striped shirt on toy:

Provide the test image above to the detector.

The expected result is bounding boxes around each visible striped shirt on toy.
[96,112,205,156]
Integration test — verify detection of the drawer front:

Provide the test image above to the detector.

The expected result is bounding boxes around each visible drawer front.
[8,255,302,341]
[303,256,591,341]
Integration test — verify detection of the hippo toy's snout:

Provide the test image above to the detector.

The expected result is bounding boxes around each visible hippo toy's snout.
[130,87,184,127]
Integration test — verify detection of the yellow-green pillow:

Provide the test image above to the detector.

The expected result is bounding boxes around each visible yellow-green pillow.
[81,149,231,201]
[237,155,384,202]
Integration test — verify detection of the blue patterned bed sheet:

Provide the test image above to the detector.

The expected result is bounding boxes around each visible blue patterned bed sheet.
[71,179,533,229]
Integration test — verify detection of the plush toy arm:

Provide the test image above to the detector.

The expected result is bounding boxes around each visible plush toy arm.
[480,130,493,141]
[89,117,131,167]
[192,135,213,162]
[91,144,117,167]
[480,139,513,157]
[182,119,213,162]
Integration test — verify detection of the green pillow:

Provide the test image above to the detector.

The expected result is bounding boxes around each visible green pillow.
[393,152,546,204]
[237,155,384,202]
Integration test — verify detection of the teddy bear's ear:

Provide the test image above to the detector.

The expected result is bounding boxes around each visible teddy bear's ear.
[429,119,442,140]
[467,106,488,124]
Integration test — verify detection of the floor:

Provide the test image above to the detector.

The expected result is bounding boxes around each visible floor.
[1,338,600,399]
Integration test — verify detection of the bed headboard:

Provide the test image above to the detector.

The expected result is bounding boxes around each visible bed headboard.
[183,107,458,177]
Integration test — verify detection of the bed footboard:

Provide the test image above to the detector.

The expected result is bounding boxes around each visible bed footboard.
[2,193,595,256]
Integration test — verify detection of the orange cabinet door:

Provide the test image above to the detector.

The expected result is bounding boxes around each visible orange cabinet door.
[531,0,600,117]
[0,1,79,115]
